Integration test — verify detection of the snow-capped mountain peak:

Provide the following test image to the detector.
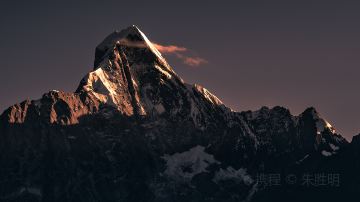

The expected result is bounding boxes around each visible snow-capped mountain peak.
[95,25,147,54]
[94,25,168,70]
[73,26,228,120]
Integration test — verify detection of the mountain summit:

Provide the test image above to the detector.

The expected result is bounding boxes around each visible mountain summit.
[76,25,183,117]
[0,26,357,202]
[93,25,168,68]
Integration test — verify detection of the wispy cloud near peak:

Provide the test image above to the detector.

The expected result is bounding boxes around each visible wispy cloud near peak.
[183,57,208,67]
[153,43,187,54]
[114,39,207,67]
[153,42,207,67]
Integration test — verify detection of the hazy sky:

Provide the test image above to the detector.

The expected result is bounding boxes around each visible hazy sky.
[0,0,359,140]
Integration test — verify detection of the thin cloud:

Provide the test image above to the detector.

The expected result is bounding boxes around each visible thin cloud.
[173,52,208,67]
[154,43,207,67]
[153,43,187,54]
[115,39,207,67]
[183,57,208,67]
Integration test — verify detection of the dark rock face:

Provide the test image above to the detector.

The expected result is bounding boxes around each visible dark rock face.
[0,26,358,202]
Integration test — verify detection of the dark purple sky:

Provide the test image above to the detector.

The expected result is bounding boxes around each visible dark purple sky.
[1,0,359,140]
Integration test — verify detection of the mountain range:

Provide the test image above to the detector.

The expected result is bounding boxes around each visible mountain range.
[0,25,359,202]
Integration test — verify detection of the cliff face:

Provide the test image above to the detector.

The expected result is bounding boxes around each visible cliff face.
[0,26,356,202]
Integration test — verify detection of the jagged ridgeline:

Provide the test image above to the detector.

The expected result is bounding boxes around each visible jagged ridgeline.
[0,26,359,202]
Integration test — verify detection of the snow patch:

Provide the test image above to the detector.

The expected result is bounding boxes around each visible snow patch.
[296,154,309,164]
[321,150,333,157]
[213,167,253,185]
[81,67,147,115]
[19,187,42,197]
[329,143,339,151]
[154,64,172,79]
[194,84,223,106]
[135,26,165,62]
[84,68,119,106]
[162,145,219,181]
